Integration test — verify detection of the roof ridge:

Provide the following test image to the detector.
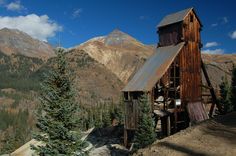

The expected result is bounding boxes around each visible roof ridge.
[157,7,194,28]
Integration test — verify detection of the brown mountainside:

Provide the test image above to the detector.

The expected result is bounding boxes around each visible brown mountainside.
[0,28,55,59]
[64,49,124,105]
[201,54,236,89]
[75,29,154,83]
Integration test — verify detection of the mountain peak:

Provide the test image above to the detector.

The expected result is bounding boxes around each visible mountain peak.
[105,29,141,47]
[0,28,30,36]
[109,29,128,35]
[108,29,134,39]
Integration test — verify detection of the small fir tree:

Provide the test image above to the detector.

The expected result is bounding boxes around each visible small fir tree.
[94,109,103,129]
[219,75,232,113]
[31,49,87,155]
[230,65,236,111]
[102,110,111,128]
[134,94,156,150]
[113,98,124,125]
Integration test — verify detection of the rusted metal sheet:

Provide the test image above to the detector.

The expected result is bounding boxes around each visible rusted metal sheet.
[158,8,192,28]
[122,42,185,92]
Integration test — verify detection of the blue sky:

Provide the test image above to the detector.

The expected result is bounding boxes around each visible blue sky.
[0,0,235,54]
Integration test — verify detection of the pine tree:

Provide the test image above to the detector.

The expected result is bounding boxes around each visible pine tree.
[102,110,111,128]
[133,94,156,150]
[219,75,231,113]
[230,65,236,111]
[112,99,124,125]
[31,49,87,155]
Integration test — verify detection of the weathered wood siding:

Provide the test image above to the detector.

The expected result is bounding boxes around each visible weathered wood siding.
[159,23,183,46]
[159,10,202,106]
[179,11,202,104]
[124,100,139,130]
[179,43,201,104]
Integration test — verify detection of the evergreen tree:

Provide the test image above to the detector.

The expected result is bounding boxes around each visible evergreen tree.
[102,110,111,127]
[219,75,232,113]
[133,94,156,150]
[111,99,124,125]
[31,49,87,155]
[94,109,102,129]
[230,65,236,111]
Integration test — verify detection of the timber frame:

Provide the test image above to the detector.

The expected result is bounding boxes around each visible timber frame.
[122,8,221,147]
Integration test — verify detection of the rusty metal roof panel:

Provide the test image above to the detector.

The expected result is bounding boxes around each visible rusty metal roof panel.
[157,8,193,28]
[122,42,185,92]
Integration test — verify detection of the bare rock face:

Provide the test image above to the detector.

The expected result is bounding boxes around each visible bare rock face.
[75,29,154,83]
[0,28,55,59]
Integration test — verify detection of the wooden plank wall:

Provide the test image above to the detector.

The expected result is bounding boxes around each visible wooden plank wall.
[159,23,183,46]
[158,10,202,106]
[180,11,202,105]
[124,100,139,130]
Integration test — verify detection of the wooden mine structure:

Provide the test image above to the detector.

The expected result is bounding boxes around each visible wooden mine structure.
[122,7,222,146]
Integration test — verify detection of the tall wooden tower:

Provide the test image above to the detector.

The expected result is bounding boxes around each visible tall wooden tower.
[122,8,210,146]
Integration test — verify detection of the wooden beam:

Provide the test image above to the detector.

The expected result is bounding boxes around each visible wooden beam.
[200,84,213,90]
[167,115,171,136]
[201,59,223,116]
[124,129,128,147]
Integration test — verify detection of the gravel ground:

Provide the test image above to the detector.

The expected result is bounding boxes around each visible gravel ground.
[134,112,236,156]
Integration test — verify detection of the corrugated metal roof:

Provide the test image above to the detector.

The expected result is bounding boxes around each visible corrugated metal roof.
[123,42,185,92]
[157,8,193,28]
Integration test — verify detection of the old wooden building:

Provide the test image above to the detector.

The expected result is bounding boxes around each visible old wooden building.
[122,8,215,146]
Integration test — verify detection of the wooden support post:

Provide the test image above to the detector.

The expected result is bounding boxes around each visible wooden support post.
[201,59,223,116]
[167,115,171,136]
[174,109,178,133]
[124,129,128,147]
[161,117,166,136]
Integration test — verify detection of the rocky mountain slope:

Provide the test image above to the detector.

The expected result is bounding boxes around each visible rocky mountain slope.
[59,49,124,105]
[0,28,55,59]
[75,29,154,83]
[202,54,236,89]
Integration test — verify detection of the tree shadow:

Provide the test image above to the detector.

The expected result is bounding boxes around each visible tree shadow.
[86,125,124,148]
[107,144,129,156]
[201,112,236,145]
[159,141,208,156]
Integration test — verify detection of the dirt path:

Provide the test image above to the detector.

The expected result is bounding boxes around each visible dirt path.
[134,112,236,156]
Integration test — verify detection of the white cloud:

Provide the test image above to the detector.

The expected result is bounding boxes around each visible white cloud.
[230,30,236,39]
[139,15,150,20]
[211,23,218,27]
[0,14,62,41]
[72,8,82,18]
[205,42,219,48]
[222,17,228,24]
[6,0,25,11]
[202,49,224,54]
[211,16,229,27]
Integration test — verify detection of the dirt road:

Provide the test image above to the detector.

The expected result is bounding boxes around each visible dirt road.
[134,112,236,156]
